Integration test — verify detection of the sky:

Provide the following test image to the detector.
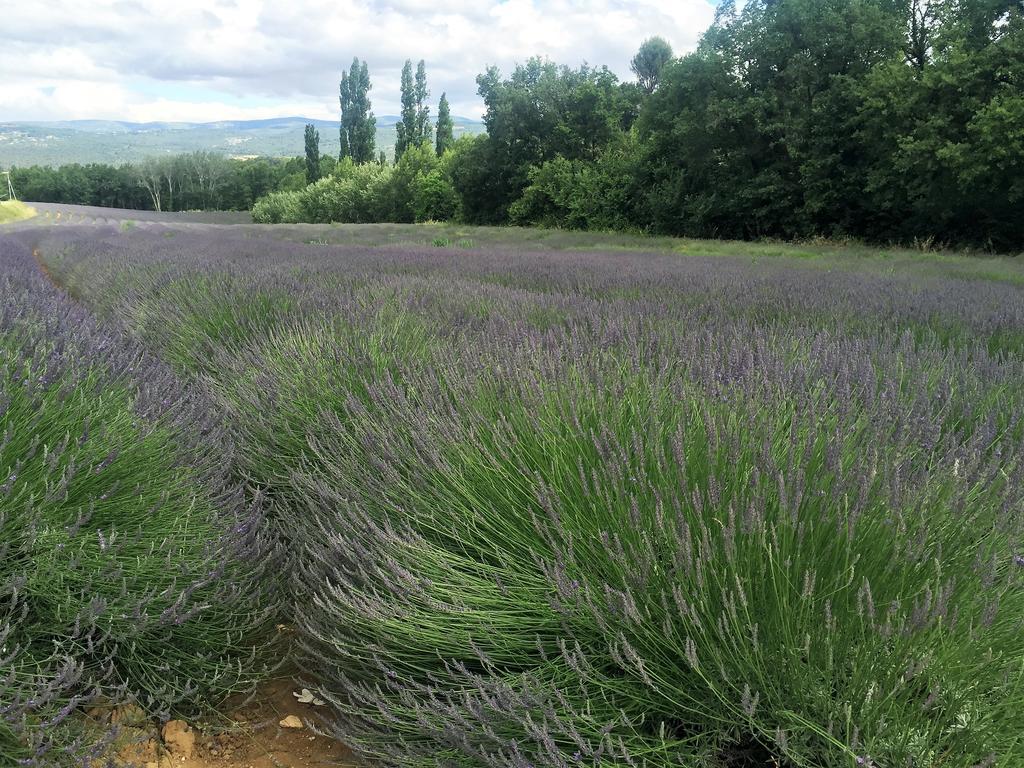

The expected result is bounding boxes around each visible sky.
[0,0,717,124]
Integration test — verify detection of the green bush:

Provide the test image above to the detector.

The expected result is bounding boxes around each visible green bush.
[413,168,460,223]
[509,135,643,230]
[252,189,303,223]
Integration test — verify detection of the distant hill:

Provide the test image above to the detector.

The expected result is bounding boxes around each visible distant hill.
[0,117,486,167]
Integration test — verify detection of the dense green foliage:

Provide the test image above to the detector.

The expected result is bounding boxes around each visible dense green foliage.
[28,215,1024,767]
[435,92,454,156]
[635,0,1023,248]
[9,153,305,212]
[339,57,377,164]
[253,141,461,224]
[395,60,433,161]
[263,0,1022,249]
[630,35,673,94]
[304,123,322,184]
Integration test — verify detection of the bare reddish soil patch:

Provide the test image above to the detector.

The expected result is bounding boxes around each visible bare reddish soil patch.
[100,679,353,768]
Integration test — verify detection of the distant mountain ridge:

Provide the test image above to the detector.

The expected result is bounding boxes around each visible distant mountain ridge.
[0,116,485,167]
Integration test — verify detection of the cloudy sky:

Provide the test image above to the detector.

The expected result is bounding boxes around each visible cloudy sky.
[0,0,716,123]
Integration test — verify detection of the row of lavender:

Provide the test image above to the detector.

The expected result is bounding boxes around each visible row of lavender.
[0,234,281,765]
[22,224,1024,766]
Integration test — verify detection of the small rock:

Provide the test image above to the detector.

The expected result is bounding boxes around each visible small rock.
[279,714,303,729]
[161,720,195,759]
[293,688,326,706]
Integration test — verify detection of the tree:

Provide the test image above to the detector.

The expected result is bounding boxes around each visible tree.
[304,124,321,184]
[390,140,440,222]
[854,0,1024,248]
[415,60,432,146]
[630,37,674,94]
[339,70,351,160]
[397,59,433,160]
[395,60,415,160]
[184,151,231,210]
[454,59,632,223]
[340,57,377,164]
[136,158,164,212]
[635,0,909,240]
[435,92,454,156]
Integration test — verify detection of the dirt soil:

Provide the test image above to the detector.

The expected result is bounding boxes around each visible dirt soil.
[103,679,355,768]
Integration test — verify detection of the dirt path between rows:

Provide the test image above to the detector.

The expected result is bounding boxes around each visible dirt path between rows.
[106,679,354,768]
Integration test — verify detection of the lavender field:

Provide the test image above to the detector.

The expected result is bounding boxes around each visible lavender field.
[3,207,1024,767]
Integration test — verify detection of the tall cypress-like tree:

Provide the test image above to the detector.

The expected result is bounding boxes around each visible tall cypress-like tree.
[395,60,416,160]
[435,92,454,156]
[338,70,351,159]
[352,59,377,163]
[304,124,321,183]
[339,57,376,164]
[415,60,432,146]
[397,59,433,160]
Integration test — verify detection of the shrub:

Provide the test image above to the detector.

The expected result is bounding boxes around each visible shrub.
[509,135,644,231]
[0,236,281,765]
[298,176,354,223]
[252,144,461,225]
[291,337,1024,767]
[252,190,303,223]
[413,169,460,223]
[29,227,1024,767]
[290,164,395,224]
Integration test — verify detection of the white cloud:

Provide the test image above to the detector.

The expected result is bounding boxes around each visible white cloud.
[0,0,716,122]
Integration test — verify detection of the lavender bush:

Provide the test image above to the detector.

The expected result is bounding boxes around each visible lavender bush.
[0,234,282,765]
[22,224,1024,766]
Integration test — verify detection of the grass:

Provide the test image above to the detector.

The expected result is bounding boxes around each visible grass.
[262,219,1019,260]
[0,200,36,224]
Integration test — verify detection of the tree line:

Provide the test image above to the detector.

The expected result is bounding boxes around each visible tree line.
[8,153,311,213]
[277,0,1022,250]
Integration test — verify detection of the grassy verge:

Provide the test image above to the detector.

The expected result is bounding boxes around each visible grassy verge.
[0,200,37,225]
[253,221,1024,287]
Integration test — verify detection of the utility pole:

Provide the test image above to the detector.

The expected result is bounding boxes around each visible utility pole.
[1,171,14,201]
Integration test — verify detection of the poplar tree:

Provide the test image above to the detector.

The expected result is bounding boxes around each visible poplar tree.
[338,70,351,159]
[304,123,321,183]
[395,60,415,160]
[339,57,376,163]
[435,92,454,156]
[397,59,433,160]
[415,60,432,146]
